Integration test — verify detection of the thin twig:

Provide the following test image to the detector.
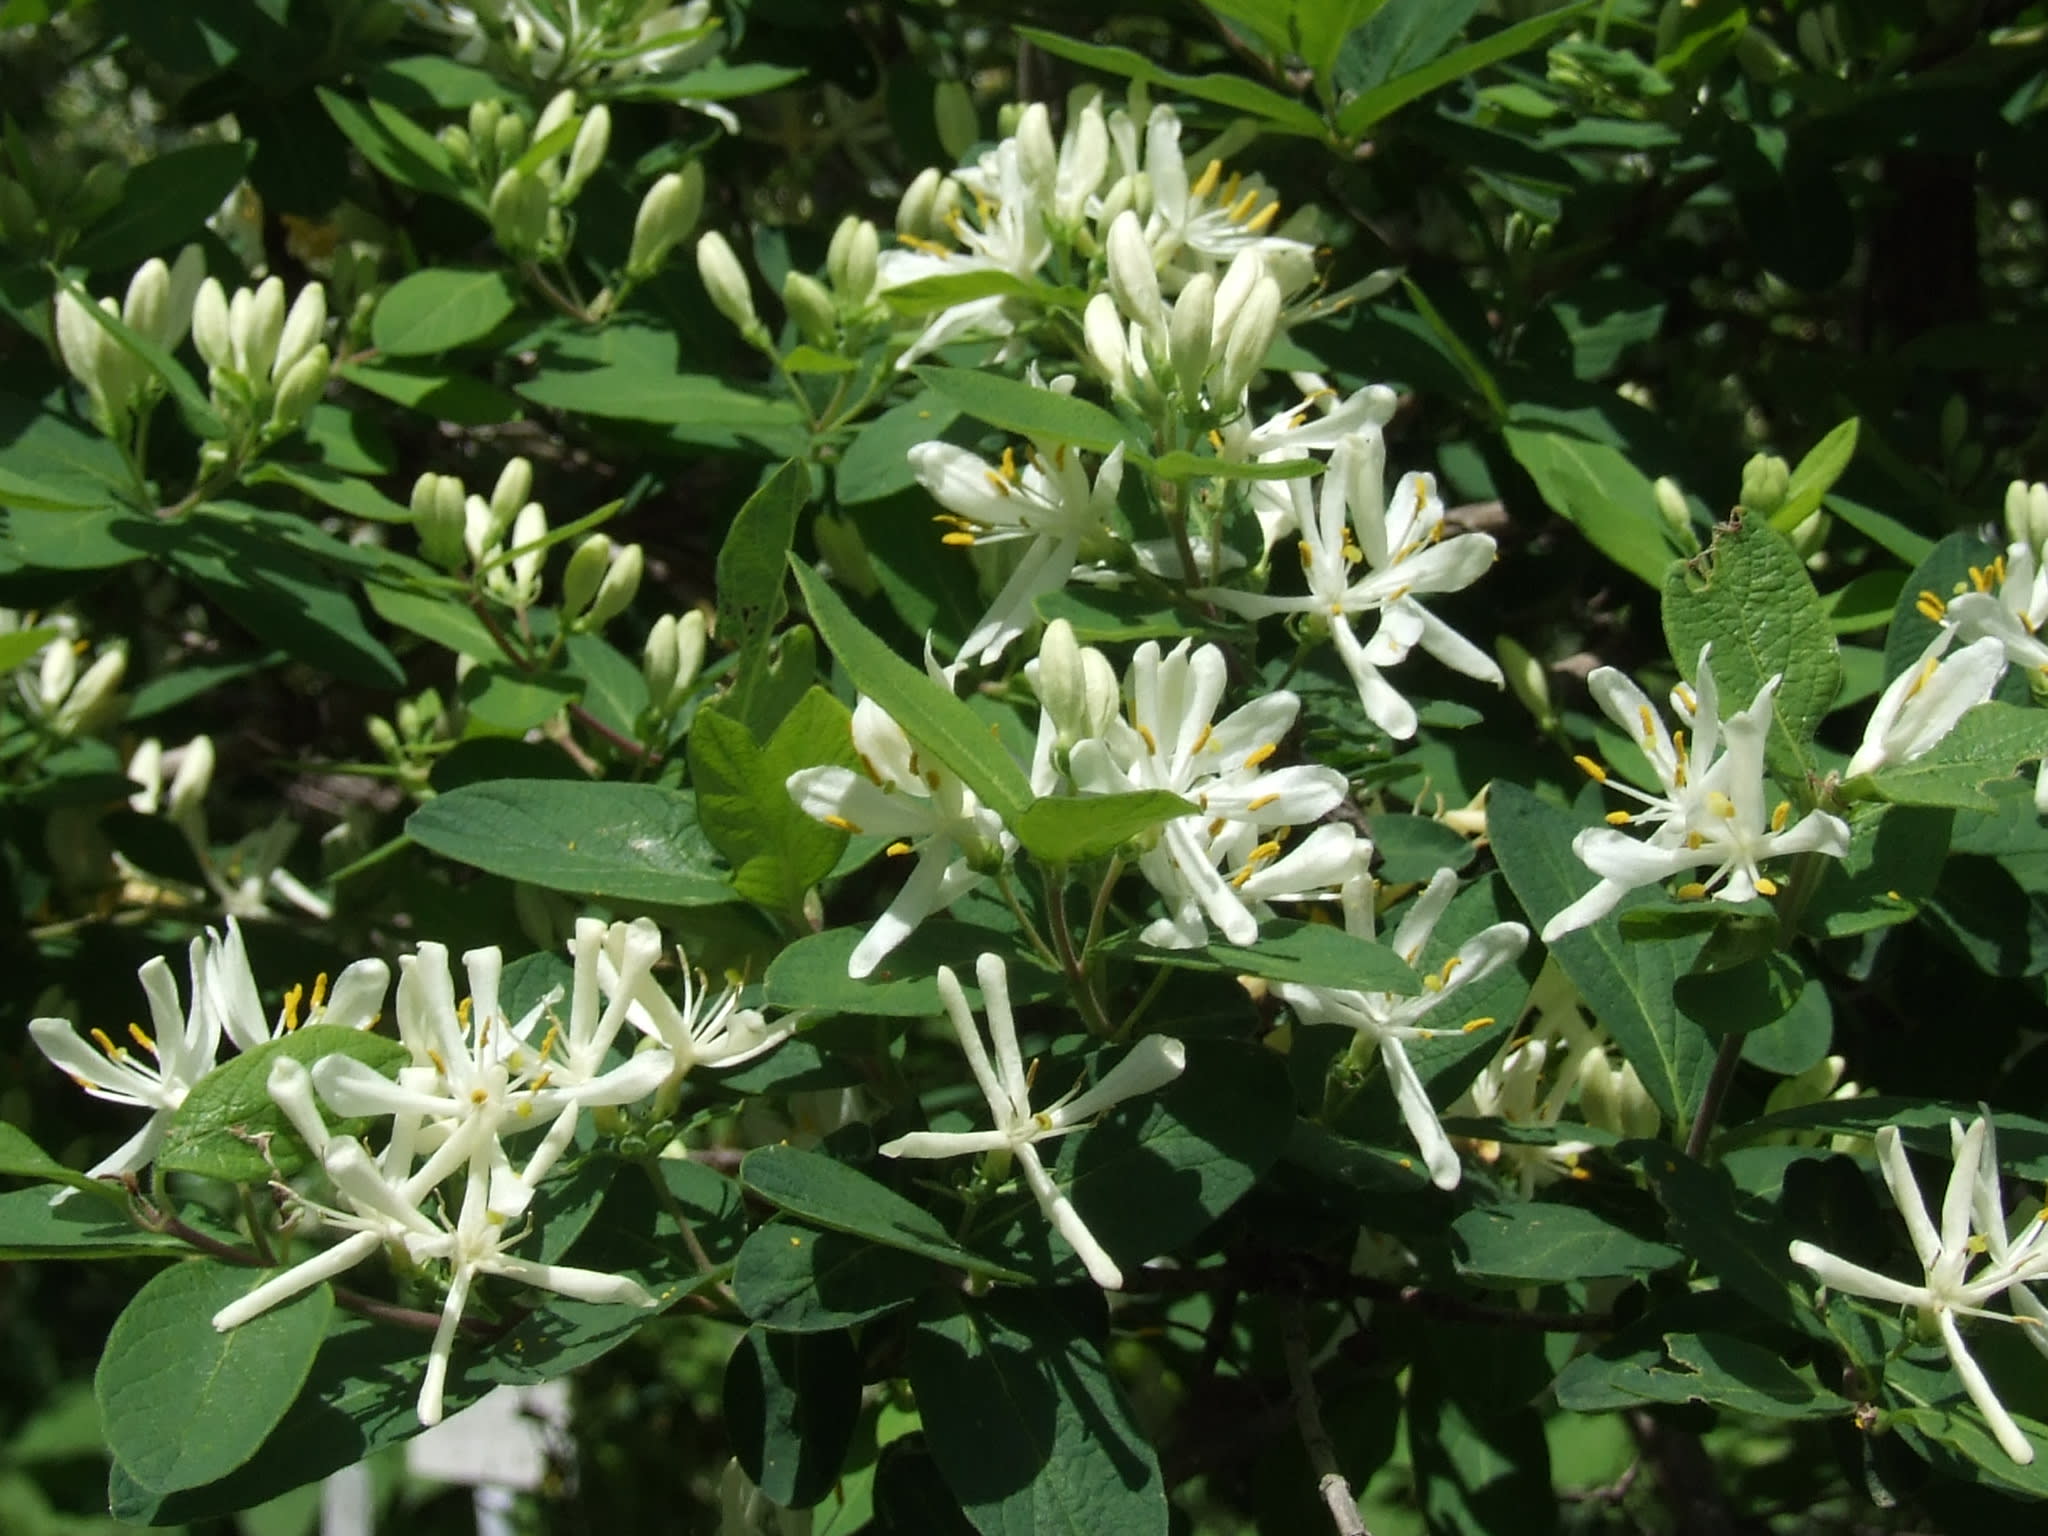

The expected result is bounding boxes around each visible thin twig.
[569,701,662,763]
[1685,1034,1744,1162]
[642,1159,739,1308]
[1281,1301,1369,1536]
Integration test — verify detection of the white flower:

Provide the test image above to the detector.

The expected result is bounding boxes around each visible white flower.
[1937,544,2048,673]
[912,423,1126,669]
[1271,861,1527,1190]
[1845,631,2007,779]
[201,915,389,1051]
[1066,638,1350,948]
[1113,105,1312,279]
[787,697,1010,978]
[592,916,795,1078]
[29,938,220,1185]
[879,953,1185,1288]
[1789,1116,2048,1464]
[1542,649,1851,941]
[1204,435,1502,739]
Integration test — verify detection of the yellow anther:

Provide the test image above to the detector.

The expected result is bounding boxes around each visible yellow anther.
[1194,723,1214,753]
[457,997,473,1025]
[823,814,862,834]
[1916,590,1947,622]
[1684,830,1705,850]
[1243,742,1277,769]
[1675,684,1696,712]
[1638,704,1657,743]
[426,1049,449,1075]
[1244,200,1281,233]
[127,1023,158,1056]
[1707,791,1737,819]
[1248,793,1279,812]
[1971,564,1995,593]
[311,972,330,1012]
[1220,171,1243,206]
[530,1070,553,1092]
[1771,800,1792,832]
[90,1027,125,1059]
[1677,881,1710,900]
[537,1023,562,1059]
[1462,1017,1495,1034]
[1298,540,1315,569]
[885,840,914,857]
[895,232,953,257]
[1605,810,1633,826]
[470,1087,490,1105]
[1136,723,1159,752]
[1208,428,1225,450]
[943,531,978,546]
[1025,1057,1040,1093]
[982,471,1011,498]
[1573,755,1608,783]
[1755,877,1779,897]
[282,983,304,1032]
[1190,158,1223,201]
[857,751,884,785]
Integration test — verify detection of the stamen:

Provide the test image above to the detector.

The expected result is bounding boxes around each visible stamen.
[885,840,914,857]
[1194,723,1214,752]
[1244,200,1281,232]
[1243,742,1277,769]
[943,531,977,546]
[1754,877,1779,897]
[310,972,330,1011]
[1248,793,1279,812]
[1637,704,1657,745]
[1461,1017,1495,1034]
[282,982,304,1032]
[1707,791,1737,819]
[1207,428,1225,450]
[127,1023,158,1056]
[1684,831,1704,850]
[90,1027,127,1060]
[1573,755,1608,783]
[822,814,862,834]
[1605,810,1633,826]
[1916,590,1947,622]
[1771,800,1792,832]
[1136,723,1159,752]
[457,997,473,1025]
[1000,446,1019,483]
[1190,158,1223,201]
[1676,882,1710,900]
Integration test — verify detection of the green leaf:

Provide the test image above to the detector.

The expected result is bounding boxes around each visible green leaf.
[0,464,96,511]
[909,1291,1167,1536]
[690,691,853,924]
[370,268,519,356]
[1368,814,1478,884]
[1625,1142,1809,1329]
[1771,418,1859,532]
[97,1260,333,1495]
[881,268,1085,317]
[1504,417,1681,587]
[363,53,504,109]
[317,88,477,208]
[764,922,1058,1017]
[1407,1361,1555,1536]
[70,141,254,270]
[168,511,405,690]
[364,580,500,660]
[726,1329,862,1510]
[1662,512,1843,782]
[1111,917,1420,995]
[789,558,1033,824]
[913,367,1134,456]
[837,388,959,505]
[1885,530,1998,683]
[735,1220,933,1333]
[563,630,648,737]
[1336,2,1595,138]
[458,663,580,734]
[516,323,804,451]
[341,359,524,425]
[740,1145,1027,1281]
[1452,1202,1681,1284]
[718,459,811,718]
[245,460,411,522]
[0,624,56,673]
[1556,1328,1849,1419]
[1853,703,2048,812]
[1014,26,1328,139]
[1010,790,1195,865]
[1827,494,1934,568]
[1403,278,1505,421]
[157,1029,410,1183]
[0,1187,190,1258]
[406,779,736,905]
[0,1123,95,1190]
[1488,783,1714,1124]
[1673,952,1807,1038]
[1146,449,1323,482]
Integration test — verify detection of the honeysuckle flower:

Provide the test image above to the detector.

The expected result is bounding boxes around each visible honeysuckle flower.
[1789,1116,2048,1464]
[1932,543,2048,674]
[593,916,796,1078]
[911,423,1126,669]
[1542,649,1851,941]
[880,953,1185,1289]
[20,635,126,738]
[29,938,220,1185]
[1845,631,2007,779]
[1271,862,1528,1190]
[1139,820,1362,951]
[787,697,1011,978]
[1066,637,1350,948]
[217,1065,655,1427]
[1112,104,1313,279]
[201,916,388,1052]
[1203,435,1501,739]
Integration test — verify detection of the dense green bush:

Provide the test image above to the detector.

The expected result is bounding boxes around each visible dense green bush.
[5,2,2048,1532]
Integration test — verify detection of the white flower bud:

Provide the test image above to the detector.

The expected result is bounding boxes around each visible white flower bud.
[1082,292,1129,397]
[167,734,215,834]
[1015,102,1057,199]
[53,288,104,398]
[89,296,142,413]
[896,167,940,241]
[560,104,610,203]
[1095,174,1139,242]
[1054,102,1108,226]
[468,99,503,156]
[1496,636,1552,727]
[1212,273,1281,405]
[535,89,577,145]
[781,269,837,347]
[1209,249,1264,349]
[1035,619,1089,741]
[1739,452,1790,517]
[696,230,760,335]
[37,638,76,712]
[1167,272,1214,401]
[672,609,707,705]
[267,342,329,433]
[121,258,172,352]
[127,737,164,813]
[642,614,680,711]
[53,644,125,736]
[234,276,287,380]
[412,473,468,568]
[273,283,328,382]
[934,80,978,164]
[561,533,613,619]
[627,164,703,278]
[191,277,232,373]
[491,458,534,528]
[500,501,549,605]
[586,542,643,629]
[490,167,551,255]
[1653,476,1692,537]
[1105,210,1166,347]
[828,216,877,303]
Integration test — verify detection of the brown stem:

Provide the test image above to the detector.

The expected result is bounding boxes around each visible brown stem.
[568,701,663,764]
[1282,1301,1370,1536]
[1685,1034,1744,1163]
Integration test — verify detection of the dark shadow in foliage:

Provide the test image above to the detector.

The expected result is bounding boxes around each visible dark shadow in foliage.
[871,1435,979,1536]
[725,1328,862,1508]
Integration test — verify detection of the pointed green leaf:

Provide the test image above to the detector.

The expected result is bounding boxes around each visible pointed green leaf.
[1854,703,2048,812]
[1013,27,1328,139]
[689,690,853,924]
[717,458,811,721]
[1771,417,1859,533]
[1010,790,1195,865]
[912,367,1135,456]
[1336,1,1596,138]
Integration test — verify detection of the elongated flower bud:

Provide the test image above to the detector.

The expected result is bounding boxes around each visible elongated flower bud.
[561,533,613,620]
[897,167,942,240]
[1212,274,1281,405]
[235,276,287,380]
[469,99,503,156]
[167,734,215,834]
[560,104,610,203]
[491,458,534,528]
[191,277,232,372]
[1014,102,1056,198]
[439,124,475,173]
[697,231,761,336]
[268,342,329,432]
[54,644,126,736]
[642,614,680,712]
[781,270,837,347]
[627,164,703,278]
[535,89,577,144]
[586,543,643,629]
[934,79,978,164]
[121,259,172,352]
[828,216,878,304]
[412,473,468,569]
[1082,292,1129,397]
[1105,210,1165,348]
[490,167,551,255]
[53,289,104,398]
[273,283,327,382]
[1496,635,1553,728]
[1167,272,1214,402]
[1739,452,1789,517]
